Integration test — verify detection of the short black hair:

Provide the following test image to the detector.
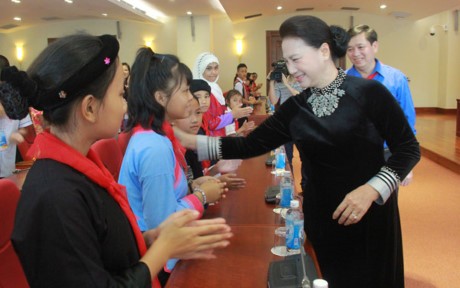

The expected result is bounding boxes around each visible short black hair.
[0,55,10,69]
[237,63,247,70]
[348,24,378,44]
[280,15,349,60]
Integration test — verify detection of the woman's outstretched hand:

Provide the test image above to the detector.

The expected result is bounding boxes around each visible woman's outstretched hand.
[172,125,197,150]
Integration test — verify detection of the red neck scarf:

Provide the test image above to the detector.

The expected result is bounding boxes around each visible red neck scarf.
[29,132,160,287]
[162,121,187,171]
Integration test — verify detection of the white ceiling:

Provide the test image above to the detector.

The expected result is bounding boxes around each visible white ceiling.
[1,0,460,33]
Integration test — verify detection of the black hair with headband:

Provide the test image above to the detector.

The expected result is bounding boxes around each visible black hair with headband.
[0,34,119,120]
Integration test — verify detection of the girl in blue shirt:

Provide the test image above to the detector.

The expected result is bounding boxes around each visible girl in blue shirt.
[119,48,226,285]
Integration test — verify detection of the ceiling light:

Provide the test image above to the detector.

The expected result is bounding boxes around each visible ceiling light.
[380,4,387,9]
[102,13,108,16]
[186,11,192,15]
[108,0,167,23]
[277,6,283,10]
[11,0,21,3]
[65,0,73,3]
[13,17,22,21]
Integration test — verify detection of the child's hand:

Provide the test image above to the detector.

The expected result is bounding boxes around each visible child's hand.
[237,120,255,136]
[193,176,218,188]
[218,173,246,190]
[248,96,256,104]
[9,132,25,144]
[232,106,253,119]
[150,210,232,260]
[199,180,227,204]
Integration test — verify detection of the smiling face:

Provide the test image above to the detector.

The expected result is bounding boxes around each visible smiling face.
[282,36,326,89]
[174,97,202,135]
[202,62,219,83]
[346,32,378,75]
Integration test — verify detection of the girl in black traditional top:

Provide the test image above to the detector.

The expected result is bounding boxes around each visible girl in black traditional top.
[0,34,232,288]
[175,15,420,288]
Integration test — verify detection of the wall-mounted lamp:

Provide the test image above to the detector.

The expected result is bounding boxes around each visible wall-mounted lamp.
[429,24,448,36]
[235,39,243,62]
[16,44,24,68]
[144,39,154,49]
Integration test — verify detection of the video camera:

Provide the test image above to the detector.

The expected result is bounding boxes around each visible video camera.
[270,59,289,82]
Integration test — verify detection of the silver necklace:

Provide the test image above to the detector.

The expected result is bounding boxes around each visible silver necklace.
[307,69,346,117]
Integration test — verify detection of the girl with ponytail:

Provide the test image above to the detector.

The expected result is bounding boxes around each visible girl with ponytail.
[119,48,228,285]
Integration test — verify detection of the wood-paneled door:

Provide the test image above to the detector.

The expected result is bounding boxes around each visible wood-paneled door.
[266,31,282,95]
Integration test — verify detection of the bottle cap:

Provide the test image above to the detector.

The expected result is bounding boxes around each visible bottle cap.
[290,199,299,208]
[313,279,328,288]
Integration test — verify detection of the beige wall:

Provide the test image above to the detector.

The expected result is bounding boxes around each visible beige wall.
[1,9,459,108]
[0,18,175,70]
[176,15,213,71]
[211,10,460,109]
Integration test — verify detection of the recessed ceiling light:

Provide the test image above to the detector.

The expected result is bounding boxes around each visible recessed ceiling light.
[65,0,73,3]
[108,0,168,23]
[380,4,387,9]
[277,6,283,10]
[13,17,22,21]
[186,11,192,15]
[102,13,108,16]
[11,0,21,3]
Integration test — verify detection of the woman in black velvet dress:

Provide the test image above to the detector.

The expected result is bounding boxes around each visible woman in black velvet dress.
[178,15,420,288]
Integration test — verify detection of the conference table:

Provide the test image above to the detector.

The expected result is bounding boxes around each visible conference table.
[7,139,322,287]
[166,154,321,288]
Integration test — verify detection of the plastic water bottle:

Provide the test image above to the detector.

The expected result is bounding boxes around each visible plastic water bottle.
[279,171,293,208]
[285,200,304,254]
[275,146,286,176]
[269,103,275,115]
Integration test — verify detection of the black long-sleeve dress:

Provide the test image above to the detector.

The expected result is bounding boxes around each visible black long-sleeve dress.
[217,75,420,288]
[12,160,151,287]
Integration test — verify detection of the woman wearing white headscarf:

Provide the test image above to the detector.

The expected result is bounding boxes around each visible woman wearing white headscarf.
[193,52,252,137]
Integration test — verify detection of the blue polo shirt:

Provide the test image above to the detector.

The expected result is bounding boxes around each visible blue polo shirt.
[347,59,416,138]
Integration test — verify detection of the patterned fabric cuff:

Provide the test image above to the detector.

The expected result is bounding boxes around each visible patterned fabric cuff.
[197,135,221,161]
[367,166,400,205]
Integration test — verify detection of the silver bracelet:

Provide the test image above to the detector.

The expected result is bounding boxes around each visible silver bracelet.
[193,187,207,205]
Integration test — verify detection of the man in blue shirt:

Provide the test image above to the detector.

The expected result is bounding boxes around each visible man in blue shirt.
[346,24,416,186]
